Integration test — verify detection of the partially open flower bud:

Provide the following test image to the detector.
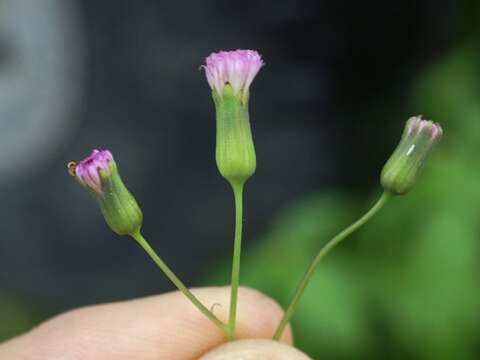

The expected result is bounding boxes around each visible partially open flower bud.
[69,150,143,236]
[381,116,443,195]
[202,49,264,185]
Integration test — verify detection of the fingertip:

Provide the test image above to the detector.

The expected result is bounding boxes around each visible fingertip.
[200,339,311,360]
[233,286,293,344]
[0,286,293,359]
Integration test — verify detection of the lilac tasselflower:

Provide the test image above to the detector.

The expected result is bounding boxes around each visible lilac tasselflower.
[381,115,443,195]
[201,49,264,339]
[70,149,143,236]
[201,49,264,185]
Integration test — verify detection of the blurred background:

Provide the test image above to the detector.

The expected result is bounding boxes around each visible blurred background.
[0,0,479,358]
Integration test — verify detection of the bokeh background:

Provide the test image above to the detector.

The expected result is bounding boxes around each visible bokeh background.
[0,0,479,358]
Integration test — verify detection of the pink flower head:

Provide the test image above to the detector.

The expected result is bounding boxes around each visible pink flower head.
[406,115,443,142]
[202,49,264,95]
[74,149,114,193]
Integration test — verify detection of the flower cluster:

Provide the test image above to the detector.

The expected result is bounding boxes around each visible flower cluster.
[68,49,444,349]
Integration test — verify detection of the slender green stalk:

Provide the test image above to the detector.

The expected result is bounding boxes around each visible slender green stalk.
[273,191,391,340]
[131,232,228,334]
[227,182,245,340]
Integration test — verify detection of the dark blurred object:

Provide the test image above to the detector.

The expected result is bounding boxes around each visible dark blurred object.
[0,0,458,343]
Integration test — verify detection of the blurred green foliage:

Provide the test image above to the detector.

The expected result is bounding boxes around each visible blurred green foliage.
[0,294,41,342]
[205,41,480,359]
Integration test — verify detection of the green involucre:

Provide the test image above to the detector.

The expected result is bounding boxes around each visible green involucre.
[213,84,256,186]
[96,163,143,236]
[381,120,441,195]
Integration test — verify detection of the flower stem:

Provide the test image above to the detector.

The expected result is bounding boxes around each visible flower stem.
[272,191,391,340]
[227,181,245,340]
[131,232,228,335]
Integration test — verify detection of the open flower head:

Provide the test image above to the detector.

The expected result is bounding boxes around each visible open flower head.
[202,50,261,184]
[74,149,115,194]
[203,49,264,96]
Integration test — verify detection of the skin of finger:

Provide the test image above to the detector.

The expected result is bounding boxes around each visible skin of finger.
[200,339,311,360]
[0,286,292,360]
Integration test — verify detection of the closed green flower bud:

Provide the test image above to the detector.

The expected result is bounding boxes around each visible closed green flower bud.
[202,50,264,185]
[69,150,143,236]
[381,116,443,195]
